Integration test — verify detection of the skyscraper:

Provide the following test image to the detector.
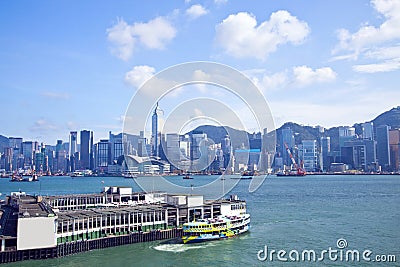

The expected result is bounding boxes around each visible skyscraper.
[80,130,93,170]
[22,141,36,168]
[301,140,319,172]
[321,136,330,171]
[69,131,78,172]
[362,122,374,140]
[96,139,111,173]
[389,129,400,171]
[151,103,163,157]
[376,125,391,171]
[166,133,180,165]
[109,131,123,163]
[280,128,295,166]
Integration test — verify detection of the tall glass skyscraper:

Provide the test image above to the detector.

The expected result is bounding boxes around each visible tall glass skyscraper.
[80,130,93,170]
[376,125,391,171]
[69,131,78,171]
[151,103,163,157]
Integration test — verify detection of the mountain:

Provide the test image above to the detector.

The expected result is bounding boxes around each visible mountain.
[189,106,400,152]
[189,125,249,149]
[0,135,9,153]
[370,106,400,129]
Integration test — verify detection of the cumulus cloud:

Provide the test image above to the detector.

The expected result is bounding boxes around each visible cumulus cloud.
[30,119,57,132]
[186,4,209,19]
[125,65,156,88]
[215,11,310,60]
[332,0,400,73]
[293,66,337,86]
[246,66,336,91]
[107,17,176,61]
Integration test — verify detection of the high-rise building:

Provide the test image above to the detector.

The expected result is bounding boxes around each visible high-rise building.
[69,131,78,172]
[280,128,295,166]
[80,130,93,170]
[376,125,391,171]
[22,141,36,168]
[221,135,232,169]
[190,131,210,171]
[301,140,319,172]
[321,136,330,171]
[389,129,400,172]
[151,103,163,157]
[95,139,111,173]
[341,139,377,171]
[166,133,180,165]
[109,132,123,163]
[3,147,13,171]
[362,122,374,140]
[9,137,23,171]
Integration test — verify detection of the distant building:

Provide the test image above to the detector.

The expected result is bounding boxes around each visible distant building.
[301,140,319,172]
[22,141,37,169]
[341,139,377,171]
[389,129,400,171]
[320,137,330,171]
[55,140,67,173]
[234,149,261,172]
[109,132,123,163]
[280,128,294,167]
[221,135,232,170]
[376,125,391,171]
[9,137,23,171]
[95,139,111,173]
[362,122,374,140]
[69,131,78,172]
[190,131,210,171]
[166,133,180,166]
[80,130,94,170]
[151,103,163,157]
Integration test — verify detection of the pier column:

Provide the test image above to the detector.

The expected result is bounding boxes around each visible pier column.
[1,239,5,252]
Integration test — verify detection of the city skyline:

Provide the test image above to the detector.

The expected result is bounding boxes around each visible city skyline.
[1,0,400,144]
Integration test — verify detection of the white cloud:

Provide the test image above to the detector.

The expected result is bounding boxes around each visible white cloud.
[30,119,57,132]
[214,0,228,5]
[133,17,176,49]
[246,66,336,91]
[332,0,400,72]
[125,65,156,88]
[353,58,400,73]
[293,66,337,86]
[41,91,70,100]
[107,17,176,61]
[215,11,310,60]
[186,4,209,19]
[106,19,136,61]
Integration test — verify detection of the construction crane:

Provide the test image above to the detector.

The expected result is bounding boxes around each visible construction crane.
[284,143,306,176]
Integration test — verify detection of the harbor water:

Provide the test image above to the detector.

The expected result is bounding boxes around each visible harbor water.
[1,175,399,266]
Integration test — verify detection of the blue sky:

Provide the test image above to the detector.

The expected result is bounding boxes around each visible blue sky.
[1,0,399,144]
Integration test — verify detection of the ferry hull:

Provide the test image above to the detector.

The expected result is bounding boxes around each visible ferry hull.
[182,224,250,244]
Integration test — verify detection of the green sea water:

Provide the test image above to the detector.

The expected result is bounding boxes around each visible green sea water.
[1,175,399,266]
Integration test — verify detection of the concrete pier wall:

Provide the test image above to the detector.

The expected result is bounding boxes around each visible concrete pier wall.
[0,228,182,264]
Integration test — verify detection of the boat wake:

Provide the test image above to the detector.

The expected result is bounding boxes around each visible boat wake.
[152,242,215,253]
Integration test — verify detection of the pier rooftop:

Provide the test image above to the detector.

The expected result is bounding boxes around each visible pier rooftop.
[1,187,247,253]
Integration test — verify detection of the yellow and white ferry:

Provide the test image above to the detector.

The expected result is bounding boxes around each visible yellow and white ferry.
[182,213,250,244]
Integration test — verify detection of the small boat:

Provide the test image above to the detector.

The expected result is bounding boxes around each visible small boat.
[122,173,137,179]
[10,173,39,182]
[70,171,84,177]
[182,213,250,244]
[183,175,193,179]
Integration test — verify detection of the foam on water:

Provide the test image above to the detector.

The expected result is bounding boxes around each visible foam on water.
[152,242,215,253]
